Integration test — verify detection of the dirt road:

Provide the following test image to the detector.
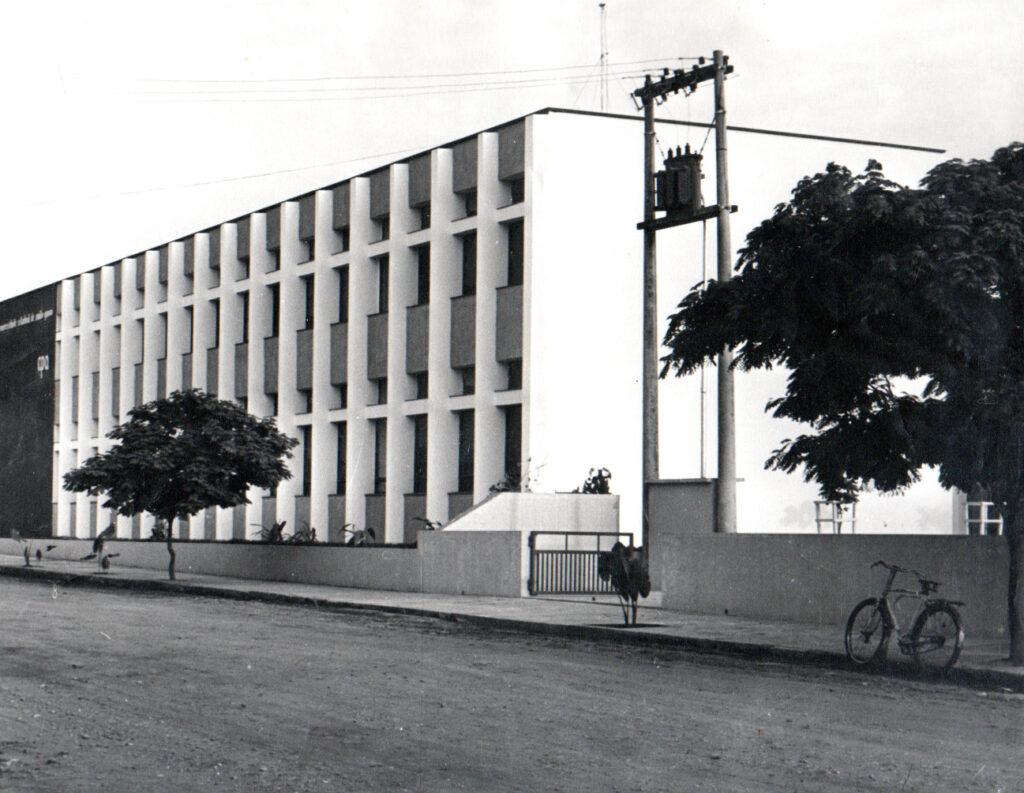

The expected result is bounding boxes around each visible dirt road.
[1,578,1021,792]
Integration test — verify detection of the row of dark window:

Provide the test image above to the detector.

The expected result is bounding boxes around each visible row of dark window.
[314,404,520,501]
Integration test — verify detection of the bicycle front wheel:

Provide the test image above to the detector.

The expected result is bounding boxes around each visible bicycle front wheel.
[910,603,964,673]
[844,598,890,665]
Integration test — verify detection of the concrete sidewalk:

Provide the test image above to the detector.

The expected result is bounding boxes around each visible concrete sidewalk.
[2,554,1021,691]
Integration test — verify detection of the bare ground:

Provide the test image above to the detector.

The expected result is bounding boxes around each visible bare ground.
[1,578,1022,793]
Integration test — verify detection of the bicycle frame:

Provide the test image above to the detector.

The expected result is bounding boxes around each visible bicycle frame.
[871,563,962,651]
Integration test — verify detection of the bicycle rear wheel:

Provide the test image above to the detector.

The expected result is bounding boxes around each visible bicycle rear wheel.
[910,603,964,673]
[844,598,890,665]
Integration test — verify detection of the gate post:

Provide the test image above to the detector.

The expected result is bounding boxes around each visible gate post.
[527,531,537,595]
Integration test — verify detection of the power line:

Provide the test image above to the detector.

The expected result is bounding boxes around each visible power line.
[76,66,658,97]
[80,70,663,105]
[86,57,701,85]
[13,145,425,209]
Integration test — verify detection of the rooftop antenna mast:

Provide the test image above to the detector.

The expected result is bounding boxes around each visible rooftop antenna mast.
[599,3,608,111]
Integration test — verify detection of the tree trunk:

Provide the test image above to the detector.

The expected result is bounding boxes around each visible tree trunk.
[165,516,176,581]
[1008,519,1024,663]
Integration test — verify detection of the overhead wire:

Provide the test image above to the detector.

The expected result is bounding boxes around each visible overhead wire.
[77,74,666,105]
[14,144,426,208]
[22,59,708,207]
[77,66,655,98]
[92,57,704,84]
[569,61,603,109]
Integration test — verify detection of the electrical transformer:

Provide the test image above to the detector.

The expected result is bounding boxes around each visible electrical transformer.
[655,144,704,218]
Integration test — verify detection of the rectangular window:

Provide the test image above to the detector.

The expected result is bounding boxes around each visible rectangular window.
[136,256,146,297]
[415,244,430,306]
[240,292,250,343]
[269,283,280,337]
[332,183,350,253]
[210,299,220,348]
[417,204,431,231]
[208,227,221,271]
[460,367,475,397]
[503,404,522,486]
[337,267,349,323]
[505,359,522,390]
[376,216,390,243]
[300,426,312,497]
[376,255,389,313]
[90,371,100,421]
[507,220,524,287]
[111,367,120,418]
[457,410,474,493]
[412,414,428,494]
[302,275,315,330]
[460,232,477,296]
[460,189,477,218]
[159,314,168,359]
[504,175,525,205]
[373,419,387,494]
[335,422,347,494]
[185,306,194,354]
[374,377,388,406]
[966,501,1003,535]
[183,237,195,291]
[414,372,428,400]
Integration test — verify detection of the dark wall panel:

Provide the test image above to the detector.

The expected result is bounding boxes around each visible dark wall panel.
[452,139,478,193]
[0,285,56,537]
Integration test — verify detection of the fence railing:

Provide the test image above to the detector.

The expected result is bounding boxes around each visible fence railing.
[527,531,633,595]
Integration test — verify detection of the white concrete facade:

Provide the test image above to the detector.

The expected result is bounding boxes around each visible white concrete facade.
[47,108,954,541]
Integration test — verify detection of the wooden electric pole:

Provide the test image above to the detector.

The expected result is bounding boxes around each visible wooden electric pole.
[633,54,737,546]
[712,49,737,533]
[640,75,658,550]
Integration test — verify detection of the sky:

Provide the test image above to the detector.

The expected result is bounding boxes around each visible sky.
[0,0,1021,302]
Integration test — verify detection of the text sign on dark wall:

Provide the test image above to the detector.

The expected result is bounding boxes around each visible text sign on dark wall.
[0,284,56,537]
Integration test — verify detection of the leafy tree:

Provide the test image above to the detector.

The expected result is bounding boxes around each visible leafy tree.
[661,143,1024,661]
[64,389,298,580]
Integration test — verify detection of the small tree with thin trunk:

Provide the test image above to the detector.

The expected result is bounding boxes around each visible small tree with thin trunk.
[64,389,298,580]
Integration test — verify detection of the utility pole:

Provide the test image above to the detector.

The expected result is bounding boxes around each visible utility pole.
[712,49,737,533]
[640,74,658,550]
[633,54,737,546]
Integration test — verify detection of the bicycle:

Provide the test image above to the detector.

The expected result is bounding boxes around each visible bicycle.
[844,560,965,673]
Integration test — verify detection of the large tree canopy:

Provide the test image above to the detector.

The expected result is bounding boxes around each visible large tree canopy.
[661,143,1024,659]
[65,389,298,579]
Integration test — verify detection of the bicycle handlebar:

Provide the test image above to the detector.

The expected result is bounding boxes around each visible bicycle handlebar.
[871,560,942,591]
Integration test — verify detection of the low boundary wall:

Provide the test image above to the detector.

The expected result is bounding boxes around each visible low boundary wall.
[0,494,615,599]
[661,534,1008,637]
[0,533,519,597]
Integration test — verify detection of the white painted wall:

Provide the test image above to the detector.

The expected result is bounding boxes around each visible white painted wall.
[530,110,949,535]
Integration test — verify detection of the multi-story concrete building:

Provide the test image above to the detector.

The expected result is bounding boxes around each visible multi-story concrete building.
[1,108,965,542]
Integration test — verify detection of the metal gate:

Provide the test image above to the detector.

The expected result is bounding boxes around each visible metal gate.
[527,531,633,595]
